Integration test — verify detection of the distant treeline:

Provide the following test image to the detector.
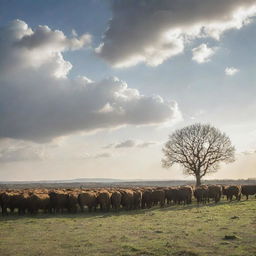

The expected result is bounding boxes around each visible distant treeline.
[0,179,255,189]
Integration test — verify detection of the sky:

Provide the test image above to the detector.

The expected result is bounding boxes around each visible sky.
[0,0,256,181]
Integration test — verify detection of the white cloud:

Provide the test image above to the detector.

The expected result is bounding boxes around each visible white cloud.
[94,153,112,159]
[241,150,256,156]
[79,152,112,159]
[0,139,45,162]
[1,20,91,78]
[192,44,217,63]
[0,148,42,162]
[107,140,157,148]
[71,29,78,37]
[137,141,157,148]
[225,67,240,76]
[102,143,115,149]
[115,140,137,148]
[0,20,180,142]
[97,0,256,67]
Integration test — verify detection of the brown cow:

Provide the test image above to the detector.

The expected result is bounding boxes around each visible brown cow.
[66,193,78,213]
[7,192,22,213]
[111,191,122,211]
[0,191,10,215]
[120,189,134,210]
[141,189,152,209]
[165,187,179,205]
[49,191,68,213]
[194,185,208,204]
[241,185,256,200]
[224,185,241,201]
[27,193,50,214]
[78,191,98,212]
[179,186,193,205]
[133,190,142,210]
[97,190,111,211]
[152,189,165,207]
[208,185,222,203]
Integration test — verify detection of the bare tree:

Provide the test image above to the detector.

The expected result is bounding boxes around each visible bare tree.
[162,123,235,186]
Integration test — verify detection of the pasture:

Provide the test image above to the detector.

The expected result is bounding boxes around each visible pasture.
[0,198,255,256]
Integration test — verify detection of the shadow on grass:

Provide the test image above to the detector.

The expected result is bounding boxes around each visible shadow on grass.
[0,198,254,222]
[158,198,245,212]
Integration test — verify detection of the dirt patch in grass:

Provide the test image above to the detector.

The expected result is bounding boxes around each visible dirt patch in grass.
[173,251,199,256]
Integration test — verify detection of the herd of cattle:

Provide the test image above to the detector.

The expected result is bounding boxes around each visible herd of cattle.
[0,184,255,215]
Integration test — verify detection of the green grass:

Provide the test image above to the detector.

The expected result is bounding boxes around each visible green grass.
[0,199,256,256]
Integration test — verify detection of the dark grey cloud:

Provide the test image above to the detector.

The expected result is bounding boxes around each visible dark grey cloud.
[0,20,181,142]
[97,0,256,67]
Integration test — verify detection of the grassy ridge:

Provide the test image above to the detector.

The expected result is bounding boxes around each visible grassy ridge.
[0,199,255,256]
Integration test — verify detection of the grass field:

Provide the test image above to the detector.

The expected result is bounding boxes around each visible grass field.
[0,199,255,256]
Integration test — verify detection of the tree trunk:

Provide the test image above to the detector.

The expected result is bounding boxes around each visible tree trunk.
[195,175,201,187]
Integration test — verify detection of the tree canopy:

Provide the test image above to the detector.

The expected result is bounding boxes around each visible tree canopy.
[162,123,235,186]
